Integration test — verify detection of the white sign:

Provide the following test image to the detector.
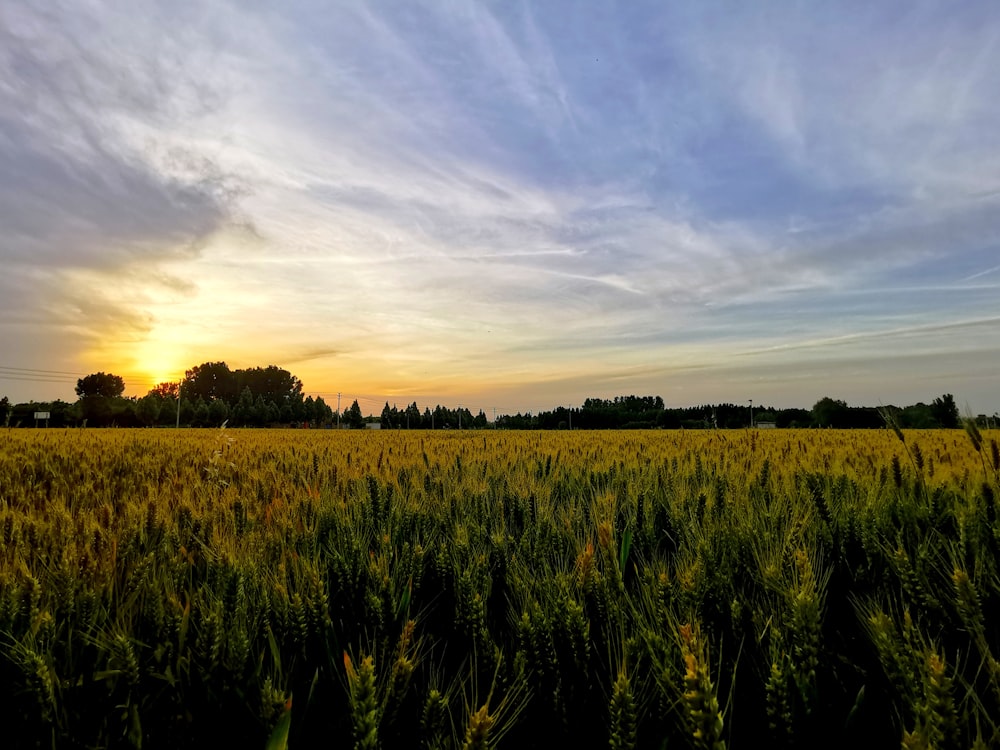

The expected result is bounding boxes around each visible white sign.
[34,412,50,420]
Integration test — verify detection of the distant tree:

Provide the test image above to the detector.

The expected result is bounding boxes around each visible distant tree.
[930,393,960,428]
[179,398,195,426]
[183,362,238,403]
[381,402,393,429]
[314,396,332,425]
[236,366,303,406]
[135,394,162,426]
[300,395,315,426]
[12,400,75,427]
[193,398,210,427]
[208,398,230,426]
[0,396,10,427]
[288,392,305,422]
[76,372,125,398]
[811,397,849,428]
[253,395,270,426]
[148,382,179,400]
[233,387,255,426]
[900,403,936,429]
[79,395,114,425]
[265,400,280,424]
[346,399,364,429]
[775,407,813,428]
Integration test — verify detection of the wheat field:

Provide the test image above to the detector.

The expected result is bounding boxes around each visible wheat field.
[1,426,997,748]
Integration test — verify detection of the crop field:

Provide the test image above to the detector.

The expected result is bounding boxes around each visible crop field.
[1,426,999,748]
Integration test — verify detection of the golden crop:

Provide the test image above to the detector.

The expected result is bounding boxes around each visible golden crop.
[0,426,997,748]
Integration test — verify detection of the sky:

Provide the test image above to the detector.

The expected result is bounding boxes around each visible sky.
[2,1,999,417]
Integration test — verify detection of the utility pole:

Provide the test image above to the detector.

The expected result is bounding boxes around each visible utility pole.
[568,406,572,430]
[458,405,462,430]
[176,380,182,428]
[337,392,341,429]
[749,399,753,428]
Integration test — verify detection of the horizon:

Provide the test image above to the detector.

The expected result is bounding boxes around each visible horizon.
[2,364,989,421]
[3,3,999,415]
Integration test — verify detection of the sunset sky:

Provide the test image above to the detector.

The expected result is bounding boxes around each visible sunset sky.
[2,1,999,417]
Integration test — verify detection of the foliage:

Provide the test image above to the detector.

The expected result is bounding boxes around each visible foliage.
[345,399,365,429]
[810,397,850,428]
[75,371,126,398]
[182,361,239,403]
[148,382,179,400]
[930,394,960,429]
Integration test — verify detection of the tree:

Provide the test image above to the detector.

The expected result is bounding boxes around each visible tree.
[314,396,332,425]
[135,394,162,427]
[288,392,305,423]
[811,397,849,428]
[148,382,179,400]
[76,372,125,398]
[930,393,959,429]
[254,395,271,426]
[381,402,393,429]
[266,400,280,424]
[183,362,238,403]
[345,399,364,429]
[233,386,255,426]
[179,398,195,426]
[79,395,114,425]
[0,396,9,427]
[208,398,230,426]
[193,398,210,427]
[900,403,936,429]
[236,366,303,406]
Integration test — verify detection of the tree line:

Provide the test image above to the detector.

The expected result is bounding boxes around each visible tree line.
[496,394,965,430]
[0,363,975,430]
[1,363,331,429]
[0,362,491,429]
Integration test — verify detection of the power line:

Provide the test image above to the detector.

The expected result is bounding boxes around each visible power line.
[0,365,84,376]
[0,368,165,399]
[0,374,76,384]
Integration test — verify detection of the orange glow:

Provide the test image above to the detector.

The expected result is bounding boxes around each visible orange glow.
[96,340,189,397]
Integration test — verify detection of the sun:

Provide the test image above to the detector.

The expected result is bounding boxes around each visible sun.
[127,343,187,394]
[144,360,185,390]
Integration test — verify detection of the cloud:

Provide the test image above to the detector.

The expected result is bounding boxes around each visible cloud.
[0,2,255,377]
[1,1,998,413]
[0,3,237,265]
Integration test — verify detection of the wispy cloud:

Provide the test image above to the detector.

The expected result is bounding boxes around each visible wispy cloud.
[1,0,998,412]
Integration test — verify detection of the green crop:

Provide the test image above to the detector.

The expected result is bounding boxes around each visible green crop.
[0,426,997,747]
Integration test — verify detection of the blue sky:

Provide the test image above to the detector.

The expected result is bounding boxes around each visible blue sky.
[1,1,998,416]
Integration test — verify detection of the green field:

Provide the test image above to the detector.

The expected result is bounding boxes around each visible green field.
[1,427,998,748]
